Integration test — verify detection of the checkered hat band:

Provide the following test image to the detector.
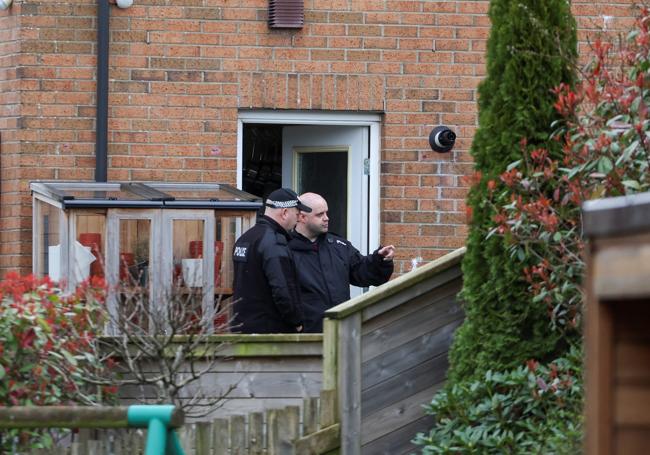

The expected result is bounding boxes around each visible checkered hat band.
[266,199,298,208]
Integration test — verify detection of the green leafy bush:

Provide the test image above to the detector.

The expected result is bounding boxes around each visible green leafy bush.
[418,7,650,454]
[0,273,114,450]
[414,346,583,454]
[490,7,650,338]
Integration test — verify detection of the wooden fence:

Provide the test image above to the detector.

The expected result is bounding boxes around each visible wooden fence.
[119,333,324,420]
[177,389,340,455]
[324,247,465,455]
[582,192,650,454]
[18,390,339,454]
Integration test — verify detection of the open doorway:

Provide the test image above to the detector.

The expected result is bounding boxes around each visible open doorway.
[242,123,350,238]
[238,110,382,263]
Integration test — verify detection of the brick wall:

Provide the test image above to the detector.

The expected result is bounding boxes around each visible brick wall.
[0,4,25,271]
[0,0,639,276]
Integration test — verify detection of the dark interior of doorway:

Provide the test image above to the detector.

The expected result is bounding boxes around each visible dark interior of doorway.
[242,123,347,237]
[242,123,283,200]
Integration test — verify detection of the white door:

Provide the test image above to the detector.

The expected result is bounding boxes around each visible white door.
[282,125,369,298]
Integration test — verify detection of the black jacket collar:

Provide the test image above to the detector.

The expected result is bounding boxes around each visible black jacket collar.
[259,215,291,239]
[290,230,331,251]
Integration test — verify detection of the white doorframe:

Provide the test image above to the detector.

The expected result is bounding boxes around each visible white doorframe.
[237,110,382,253]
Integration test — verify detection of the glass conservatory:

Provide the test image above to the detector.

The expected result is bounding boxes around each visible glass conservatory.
[31,181,262,333]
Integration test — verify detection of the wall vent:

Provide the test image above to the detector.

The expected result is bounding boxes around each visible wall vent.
[268,0,304,29]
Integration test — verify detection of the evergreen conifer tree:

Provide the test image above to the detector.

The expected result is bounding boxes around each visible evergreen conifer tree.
[447,0,577,382]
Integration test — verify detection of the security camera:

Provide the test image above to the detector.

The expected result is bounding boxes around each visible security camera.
[116,0,133,8]
[429,126,456,153]
[0,0,13,11]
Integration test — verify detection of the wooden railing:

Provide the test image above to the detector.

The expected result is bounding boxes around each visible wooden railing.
[2,391,339,454]
[323,247,465,455]
[0,405,185,455]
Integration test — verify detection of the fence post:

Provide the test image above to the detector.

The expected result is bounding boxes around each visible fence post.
[212,418,229,454]
[230,414,246,455]
[322,318,339,391]
[267,409,279,455]
[319,389,338,428]
[196,422,212,455]
[249,412,264,455]
[303,397,319,435]
[280,406,299,454]
[338,312,362,455]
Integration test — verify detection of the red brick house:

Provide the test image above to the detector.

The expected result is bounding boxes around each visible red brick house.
[0,0,637,278]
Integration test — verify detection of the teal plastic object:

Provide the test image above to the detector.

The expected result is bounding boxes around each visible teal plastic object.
[127,405,185,455]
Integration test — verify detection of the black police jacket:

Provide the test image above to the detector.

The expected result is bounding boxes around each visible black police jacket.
[232,216,304,333]
[289,231,393,332]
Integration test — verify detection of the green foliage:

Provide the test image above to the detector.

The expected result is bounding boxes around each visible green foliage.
[558,35,650,196]
[419,7,650,454]
[0,273,114,450]
[451,0,578,382]
[490,7,650,338]
[414,346,583,454]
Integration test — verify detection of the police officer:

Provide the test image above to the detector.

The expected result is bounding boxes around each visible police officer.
[289,192,395,332]
[232,188,312,333]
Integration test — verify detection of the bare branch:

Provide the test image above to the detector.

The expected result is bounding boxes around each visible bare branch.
[80,278,238,417]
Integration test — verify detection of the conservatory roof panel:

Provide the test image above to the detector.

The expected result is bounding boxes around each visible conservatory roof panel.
[30,181,262,210]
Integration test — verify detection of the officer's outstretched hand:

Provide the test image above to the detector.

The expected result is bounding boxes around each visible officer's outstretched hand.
[378,245,395,261]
